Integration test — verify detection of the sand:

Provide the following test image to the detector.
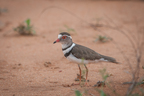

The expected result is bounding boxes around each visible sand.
[0,0,144,96]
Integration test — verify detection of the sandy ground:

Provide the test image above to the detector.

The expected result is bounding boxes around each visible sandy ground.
[0,0,144,96]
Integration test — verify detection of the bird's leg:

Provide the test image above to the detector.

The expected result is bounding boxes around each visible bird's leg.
[78,64,82,84]
[84,64,88,86]
[72,64,81,86]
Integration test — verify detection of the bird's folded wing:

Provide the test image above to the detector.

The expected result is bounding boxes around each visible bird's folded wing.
[71,44,102,60]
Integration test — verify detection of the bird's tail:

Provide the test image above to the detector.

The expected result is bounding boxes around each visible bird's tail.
[101,55,120,64]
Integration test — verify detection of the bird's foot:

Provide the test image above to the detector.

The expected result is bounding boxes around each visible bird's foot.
[93,81,105,87]
[62,83,80,87]
[75,74,89,82]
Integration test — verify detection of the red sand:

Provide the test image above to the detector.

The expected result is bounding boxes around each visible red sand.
[0,0,144,96]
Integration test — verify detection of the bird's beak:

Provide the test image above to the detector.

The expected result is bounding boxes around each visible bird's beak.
[53,39,60,44]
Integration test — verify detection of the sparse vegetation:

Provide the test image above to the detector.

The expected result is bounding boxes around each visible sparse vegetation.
[75,90,82,96]
[94,35,112,43]
[14,19,36,35]
[60,25,76,34]
[94,68,120,96]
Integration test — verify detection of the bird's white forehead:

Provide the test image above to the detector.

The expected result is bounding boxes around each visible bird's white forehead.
[58,34,72,39]
[58,34,62,38]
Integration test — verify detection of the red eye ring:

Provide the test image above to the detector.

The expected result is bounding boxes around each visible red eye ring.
[62,36,67,39]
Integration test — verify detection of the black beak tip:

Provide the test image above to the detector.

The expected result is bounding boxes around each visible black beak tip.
[53,41,56,44]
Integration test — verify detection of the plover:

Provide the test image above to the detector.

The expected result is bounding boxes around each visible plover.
[53,32,119,85]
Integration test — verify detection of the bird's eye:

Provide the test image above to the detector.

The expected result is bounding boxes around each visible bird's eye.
[62,36,67,39]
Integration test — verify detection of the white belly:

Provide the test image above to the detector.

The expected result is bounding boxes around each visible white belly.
[66,53,108,64]
[66,53,90,64]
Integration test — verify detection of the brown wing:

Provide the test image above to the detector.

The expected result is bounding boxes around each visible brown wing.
[71,44,102,60]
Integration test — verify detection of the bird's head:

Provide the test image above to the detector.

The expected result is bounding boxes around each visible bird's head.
[53,32,72,44]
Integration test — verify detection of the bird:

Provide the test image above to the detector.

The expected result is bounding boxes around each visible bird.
[53,32,119,85]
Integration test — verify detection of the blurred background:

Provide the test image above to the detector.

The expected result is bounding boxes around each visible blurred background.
[0,0,144,96]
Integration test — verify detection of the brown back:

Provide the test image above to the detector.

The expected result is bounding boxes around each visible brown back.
[71,44,102,60]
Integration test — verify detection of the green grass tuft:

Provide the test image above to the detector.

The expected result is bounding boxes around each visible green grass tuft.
[14,18,36,35]
[75,90,82,96]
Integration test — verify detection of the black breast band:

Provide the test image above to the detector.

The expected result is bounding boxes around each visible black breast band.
[64,48,73,57]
